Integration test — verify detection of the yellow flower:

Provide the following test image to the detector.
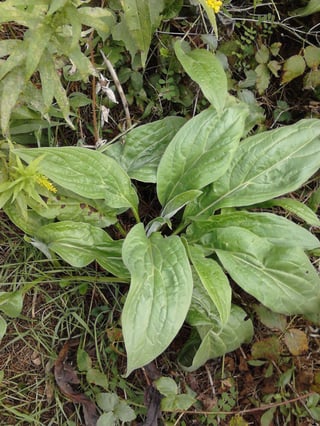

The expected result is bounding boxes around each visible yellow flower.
[36,175,57,193]
[206,0,223,13]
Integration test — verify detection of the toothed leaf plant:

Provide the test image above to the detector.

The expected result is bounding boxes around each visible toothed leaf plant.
[2,40,320,375]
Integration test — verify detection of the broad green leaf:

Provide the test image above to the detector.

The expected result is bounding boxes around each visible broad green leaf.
[104,116,186,183]
[97,393,119,412]
[0,291,24,318]
[161,394,196,411]
[114,401,136,422]
[303,69,320,90]
[86,368,108,389]
[69,45,97,80]
[1,67,26,135]
[97,412,116,426]
[0,316,7,341]
[261,198,320,227]
[77,348,92,372]
[77,7,115,41]
[155,377,178,396]
[4,203,51,236]
[179,299,253,372]
[185,119,320,216]
[112,0,164,66]
[188,245,231,325]
[186,211,320,251]
[157,105,247,209]
[282,55,306,84]
[290,0,320,17]
[214,227,320,315]
[161,190,202,219]
[0,41,26,81]
[308,187,320,212]
[174,40,227,112]
[14,147,139,213]
[122,223,193,375]
[0,40,22,58]
[34,221,129,278]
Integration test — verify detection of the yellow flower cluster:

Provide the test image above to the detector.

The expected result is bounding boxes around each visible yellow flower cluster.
[36,175,57,193]
[206,0,222,13]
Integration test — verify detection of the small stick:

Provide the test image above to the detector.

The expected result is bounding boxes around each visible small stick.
[100,50,132,130]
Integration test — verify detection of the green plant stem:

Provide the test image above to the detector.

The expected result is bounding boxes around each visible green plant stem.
[115,221,127,237]
[132,207,141,224]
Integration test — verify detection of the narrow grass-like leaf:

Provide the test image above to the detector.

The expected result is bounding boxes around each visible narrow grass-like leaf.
[14,147,139,212]
[122,223,193,376]
[174,40,228,112]
[186,119,320,217]
[157,105,247,209]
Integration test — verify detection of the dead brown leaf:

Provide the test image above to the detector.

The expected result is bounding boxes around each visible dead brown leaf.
[54,341,99,426]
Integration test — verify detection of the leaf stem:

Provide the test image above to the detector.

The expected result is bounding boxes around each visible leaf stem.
[115,221,127,237]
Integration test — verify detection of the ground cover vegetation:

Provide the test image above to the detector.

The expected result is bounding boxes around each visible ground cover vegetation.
[0,0,320,424]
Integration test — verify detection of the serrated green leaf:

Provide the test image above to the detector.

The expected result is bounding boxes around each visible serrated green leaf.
[282,55,306,84]
[14,147,139,212]
[122,223,193,375]
[174,40,227,112]
[255,63,270,94]
[161,394,196,411]
[214,227,320,315]
[86,368,108,389]
[304,46,320,68]
[255,45,270,64]
[303,69,320,90]
[34,221,129,278]
[104,116,186,183]
[186,211,320,251]
[262,198,320,227]
[188,245,231,325]
[185,119,320,216]
[114,401,136,422]
[157,105,247,208]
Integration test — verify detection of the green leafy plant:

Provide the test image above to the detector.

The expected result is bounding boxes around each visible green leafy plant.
[0,0,115,135]
[1,40,320,377]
